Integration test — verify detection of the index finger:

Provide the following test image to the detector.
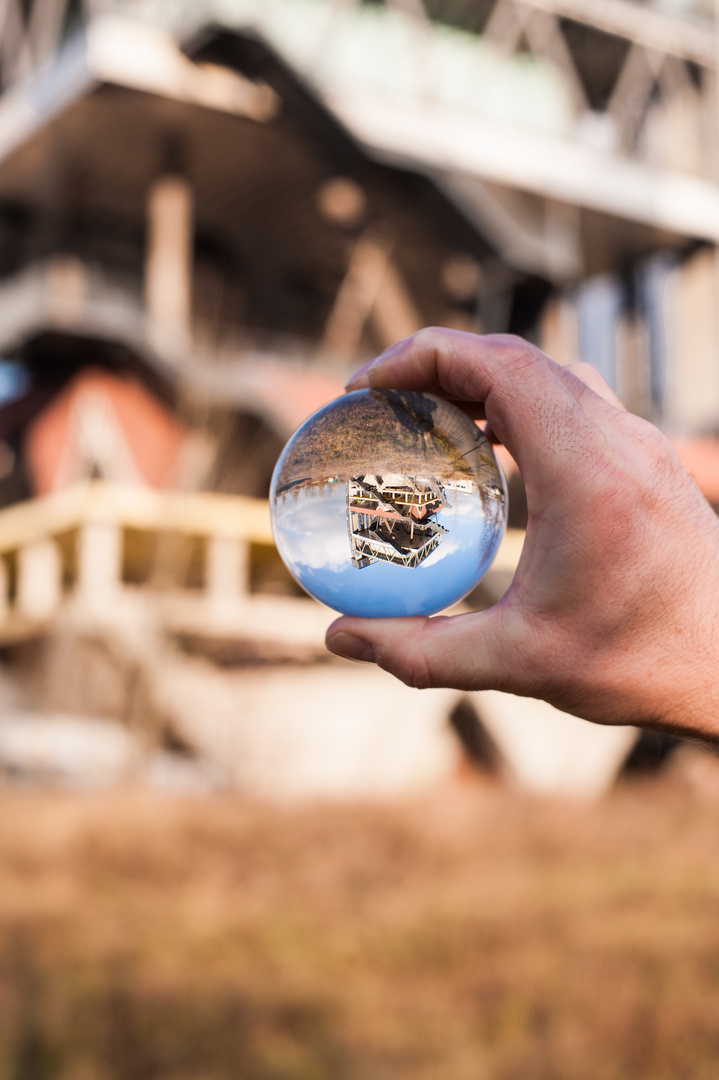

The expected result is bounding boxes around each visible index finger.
[344,328,599,480]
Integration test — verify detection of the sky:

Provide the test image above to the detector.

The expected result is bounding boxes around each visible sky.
[272,481,505,617]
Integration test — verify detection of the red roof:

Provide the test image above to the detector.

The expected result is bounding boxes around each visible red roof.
[24,368,188,494]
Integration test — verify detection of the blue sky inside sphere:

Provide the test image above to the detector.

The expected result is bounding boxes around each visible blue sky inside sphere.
[272,482,504,617]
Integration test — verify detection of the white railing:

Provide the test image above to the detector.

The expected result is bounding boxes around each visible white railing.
[0,480,270,636]
[0,479,524,643]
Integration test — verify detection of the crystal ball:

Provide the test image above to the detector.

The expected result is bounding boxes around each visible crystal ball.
[270,388,507,618]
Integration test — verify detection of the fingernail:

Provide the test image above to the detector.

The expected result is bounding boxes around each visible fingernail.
[344,339,406,390]
[345,357,379,391]
[326,632,376,664]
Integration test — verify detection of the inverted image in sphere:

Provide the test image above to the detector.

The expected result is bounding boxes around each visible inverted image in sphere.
[270,389,507,617]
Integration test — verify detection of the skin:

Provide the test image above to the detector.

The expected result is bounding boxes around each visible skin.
[325,328,719,741]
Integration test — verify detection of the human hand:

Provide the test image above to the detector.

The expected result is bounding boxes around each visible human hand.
[326,329,719,741]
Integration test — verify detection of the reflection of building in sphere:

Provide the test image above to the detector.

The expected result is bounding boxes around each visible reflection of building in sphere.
[482,483,506,523]
[441,478,475,494]
[442,476,505,524]
[347,474,451,570]
[272,389,508,616]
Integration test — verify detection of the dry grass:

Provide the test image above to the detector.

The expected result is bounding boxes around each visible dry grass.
[1,775,719,1079]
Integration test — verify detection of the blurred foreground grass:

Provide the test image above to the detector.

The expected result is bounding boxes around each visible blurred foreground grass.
[1,776,719,1080]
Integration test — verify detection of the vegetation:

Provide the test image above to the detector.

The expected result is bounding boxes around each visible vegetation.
[1,775,719,1079]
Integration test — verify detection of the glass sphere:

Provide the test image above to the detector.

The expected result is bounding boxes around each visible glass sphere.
[270,388,507,618]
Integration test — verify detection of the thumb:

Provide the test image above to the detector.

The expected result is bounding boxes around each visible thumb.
[325,607,526,692]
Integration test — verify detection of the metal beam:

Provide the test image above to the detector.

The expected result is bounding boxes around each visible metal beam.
[520,7,588,110]
[605,42,661,150]
[26,0,70,69]
[482,0,525,54]
[427,169,582,280]
[0,0,31,85]
[515,0,716,68]
[334,91,719,243]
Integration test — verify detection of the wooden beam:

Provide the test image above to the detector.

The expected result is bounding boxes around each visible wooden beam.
[145,174,193,350]
[0,481,274,554]
[370,255,422,347]
[321,231,393,355]
[321,229,422,354]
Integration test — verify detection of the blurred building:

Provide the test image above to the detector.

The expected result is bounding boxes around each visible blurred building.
[0,0,713,796]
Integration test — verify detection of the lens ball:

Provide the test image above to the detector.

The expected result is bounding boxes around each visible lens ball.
[270,389,507,617]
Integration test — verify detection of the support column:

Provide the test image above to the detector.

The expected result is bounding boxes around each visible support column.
[145,173,193,350]
[76,522,123,608]
[17,538,62,621]
[205,536,249,611]
[0,557,9,625]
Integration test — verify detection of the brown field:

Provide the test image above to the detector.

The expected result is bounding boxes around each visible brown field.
[1,773,719,1080]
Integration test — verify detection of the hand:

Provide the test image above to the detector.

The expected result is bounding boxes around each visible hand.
[326,329,719,741]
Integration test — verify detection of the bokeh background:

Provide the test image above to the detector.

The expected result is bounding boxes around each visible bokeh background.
[0,0,719,1076]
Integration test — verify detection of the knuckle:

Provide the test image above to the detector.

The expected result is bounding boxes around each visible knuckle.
[486,332,540,359]
[635,417,672,456]
[404,657,436,690]
[413,325,442,349]
[382,652,436,690]
[501,332,532,350]
[581,417,680,516]
[376,626,438,689]
[624,420,686,499]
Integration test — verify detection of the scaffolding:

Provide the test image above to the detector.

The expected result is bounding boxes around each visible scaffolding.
[347,474,448,569]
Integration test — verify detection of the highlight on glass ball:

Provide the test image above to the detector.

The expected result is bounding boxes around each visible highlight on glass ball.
[270,388,508,618]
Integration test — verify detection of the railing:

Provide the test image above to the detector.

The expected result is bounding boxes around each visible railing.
[0,481,272,636]
[0,480,525,644]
